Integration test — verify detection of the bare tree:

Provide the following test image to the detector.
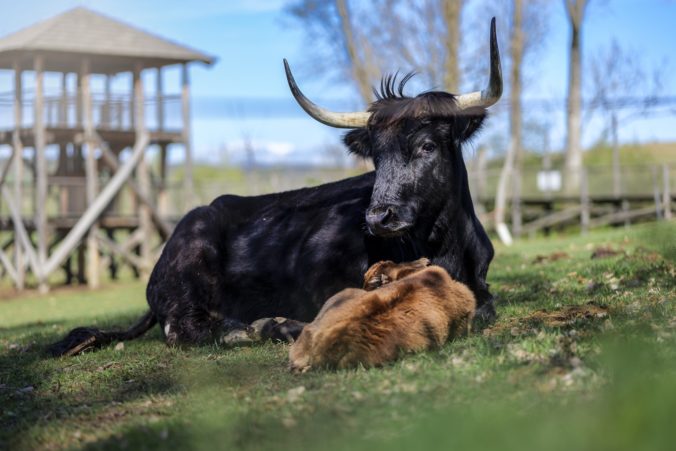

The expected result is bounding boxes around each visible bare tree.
[493,0,523,245]
[588,39,664,196]
[375,0,467,91]
[442,0,463,91]
[491,0,549,244]
[286,0,471,170]
[285,0,380,104]
[286,1,470,99]
[563,0,590,192]
[335,0,378,103]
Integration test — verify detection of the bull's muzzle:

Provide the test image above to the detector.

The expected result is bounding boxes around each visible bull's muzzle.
[365,204,414,237]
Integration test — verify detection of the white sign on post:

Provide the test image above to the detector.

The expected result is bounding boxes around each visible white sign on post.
[537,170,562,192]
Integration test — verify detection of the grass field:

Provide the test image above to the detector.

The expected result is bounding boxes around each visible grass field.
[1,222,675,450]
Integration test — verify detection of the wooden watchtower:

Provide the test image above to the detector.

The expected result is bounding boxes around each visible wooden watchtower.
[0,7,213,292]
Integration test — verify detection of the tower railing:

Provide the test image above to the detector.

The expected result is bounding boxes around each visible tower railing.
[0,92,182,132]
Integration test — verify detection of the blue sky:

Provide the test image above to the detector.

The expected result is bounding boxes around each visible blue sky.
[0,0,674,165]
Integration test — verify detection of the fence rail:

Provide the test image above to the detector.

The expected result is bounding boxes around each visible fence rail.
[468,163,674,236]
[0,163,671,236]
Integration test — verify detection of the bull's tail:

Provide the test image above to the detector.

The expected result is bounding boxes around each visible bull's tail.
[48,310,157,357]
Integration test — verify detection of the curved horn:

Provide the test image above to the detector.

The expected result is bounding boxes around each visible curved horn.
[284,59,371,128]
[454,17,503,110]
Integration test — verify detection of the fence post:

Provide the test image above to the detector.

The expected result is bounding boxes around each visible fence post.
[82,58,100,289]
[511,173,522,238]
[652,165,663,220]
[621,199,630,228]
[34,54,48,293]
[580,168,589,234]
[664,163,672,220]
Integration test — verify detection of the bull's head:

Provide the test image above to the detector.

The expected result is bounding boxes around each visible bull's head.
[284,19,502,238]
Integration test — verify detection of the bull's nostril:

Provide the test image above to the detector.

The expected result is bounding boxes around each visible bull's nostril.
[366,204,411,236]
[382,208,393,223]
[367,205,400,230]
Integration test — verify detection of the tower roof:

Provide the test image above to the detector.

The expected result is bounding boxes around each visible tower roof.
[0,7,214,72]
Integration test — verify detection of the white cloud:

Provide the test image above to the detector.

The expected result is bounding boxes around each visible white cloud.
[223,138,300,164]
[265,141,294,157]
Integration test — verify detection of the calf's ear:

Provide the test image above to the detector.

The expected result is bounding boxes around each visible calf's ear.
[412,257,431,268]
[343,128,371,157]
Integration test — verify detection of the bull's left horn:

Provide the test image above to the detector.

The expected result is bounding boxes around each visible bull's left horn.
[454,17,503,109]
[284,59,371,128]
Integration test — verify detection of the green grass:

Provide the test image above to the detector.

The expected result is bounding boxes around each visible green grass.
[1,222,675,450]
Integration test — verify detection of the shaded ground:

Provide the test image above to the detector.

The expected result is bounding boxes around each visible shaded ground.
[1,222,674,450]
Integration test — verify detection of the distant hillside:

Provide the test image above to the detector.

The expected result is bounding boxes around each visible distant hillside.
[161,142,674,205]
[483,141,676,170]
[583,141,676,166]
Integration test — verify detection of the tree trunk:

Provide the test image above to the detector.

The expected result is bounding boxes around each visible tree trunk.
[564,0,587,192]
[442,0,463,92]
[494,0,523,245]
[611,111,621,197]
[336,0,374,104]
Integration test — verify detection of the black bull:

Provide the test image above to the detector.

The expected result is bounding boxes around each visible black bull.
[49,19,504,357]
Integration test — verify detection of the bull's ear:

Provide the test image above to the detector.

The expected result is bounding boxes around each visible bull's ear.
[453,107,487,143]
[343,128,371,157]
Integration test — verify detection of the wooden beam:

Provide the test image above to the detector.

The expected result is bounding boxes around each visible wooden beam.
[588,205,658,229]
[96,227,145,275]
[103,75,112,128]
[652,165,663,220]
[523,206,583,236]
[1,186,42,278]
[98,139,172,240]
[0,147,17,196]
[116,87,124,129]
[156,67,164,131]
[120,228,146,254]
[82,59,100,289]
[129,71,135,129]
[580,168,590,234]
[2,237,15,252]
[181,63,194,209]
[621,199,630,228]
[158,144,168,217]
[0,247,18,285]
[664,163,672,220]
[34,54,48,292]
[42,133,150,279]
[13,61,24,289]
[156,68,168,220]
[134,64,152,279]
[60,73,68,127]
[511,176,522,238]
[76,70,83,128]
[153,242,166,262]
[95,230,144,269]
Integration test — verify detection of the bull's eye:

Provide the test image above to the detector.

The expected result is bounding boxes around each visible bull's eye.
[421,142,437,153]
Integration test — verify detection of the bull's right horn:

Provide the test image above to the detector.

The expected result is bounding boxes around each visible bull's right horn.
[284,59,371,129]
[454,17,503,110]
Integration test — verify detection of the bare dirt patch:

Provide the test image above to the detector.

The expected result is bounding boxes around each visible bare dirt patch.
[590,246,625,259]
[484,302,609,336]
[532,252,570,264]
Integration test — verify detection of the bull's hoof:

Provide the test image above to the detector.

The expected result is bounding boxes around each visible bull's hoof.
[220,328,256,346]
[473,301,497,329]
[250,317,306,343]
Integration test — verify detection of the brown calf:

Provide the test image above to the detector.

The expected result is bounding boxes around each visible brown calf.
[289,258,476,372]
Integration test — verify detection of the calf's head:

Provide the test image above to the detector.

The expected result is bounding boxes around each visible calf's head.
[363,258,431,290]
[284,18,502,237]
